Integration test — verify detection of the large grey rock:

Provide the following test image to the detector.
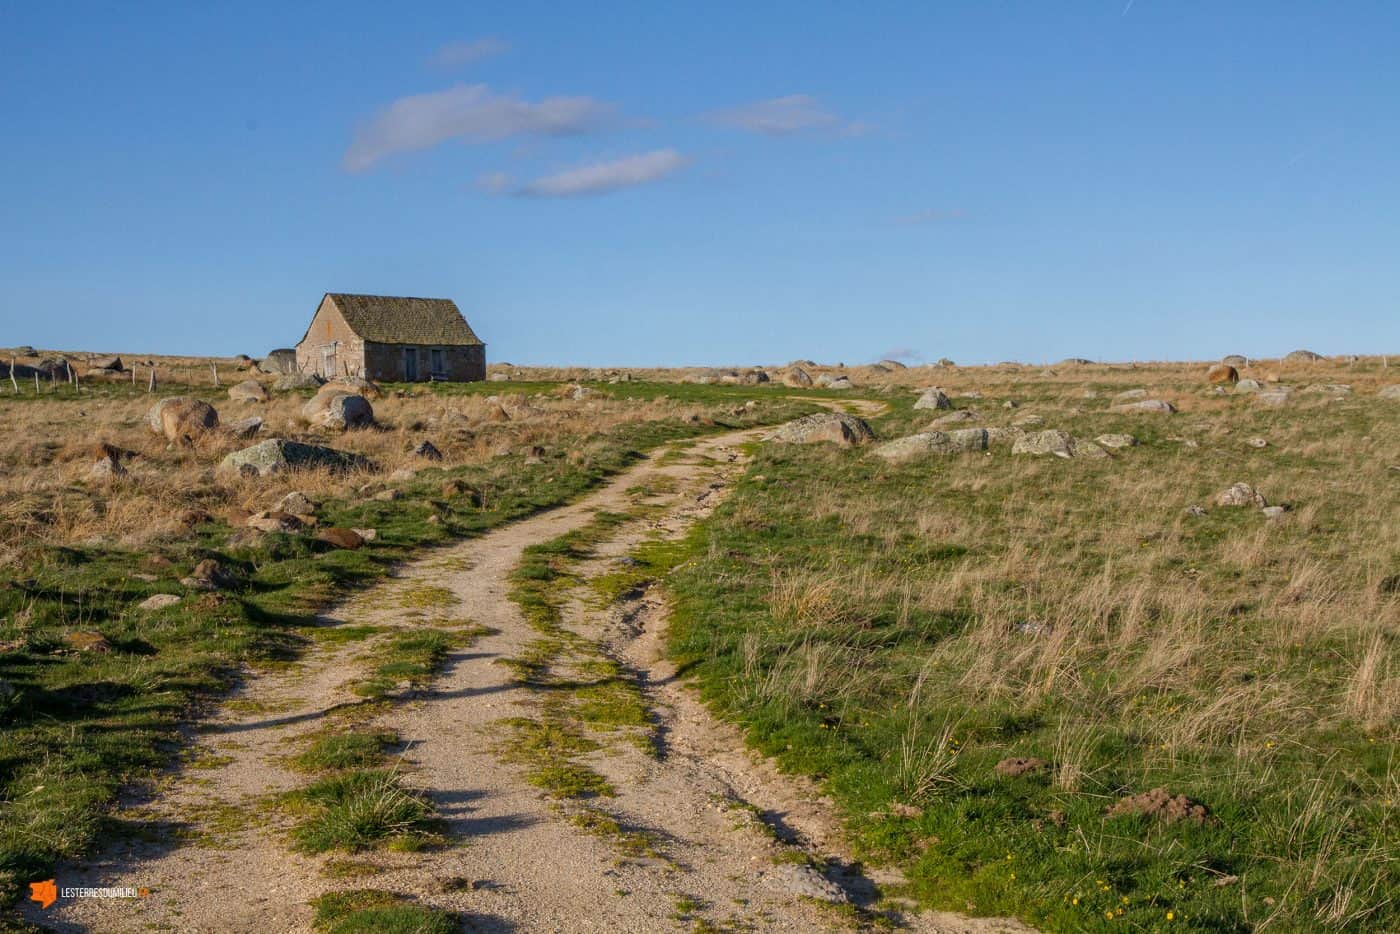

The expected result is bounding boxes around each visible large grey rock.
[147,396,220,443]
[874,428,988,461]
[767,863,849,905]
[274,371,323,391]
[225,416,264,440]
[1095,433,1138,449]
[1109,399,1176,414]
[303,392,375,430]
[217,438,371,479]
[228,379,268,404]
[1012,430,1076,458]
[1257,388,1292,407]
[1221,354,1248,367]
[1284,349,1322,363]
[1234,379,1262,393]
[258,349,299,375]
[783,367,813,388]
[138,593,182,612]
[913,387,952,410]
[984,426,1025,446]
[769,412,874,446]
[827,376,854,390]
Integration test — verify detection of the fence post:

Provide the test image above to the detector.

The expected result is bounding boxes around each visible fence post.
[211,361,219,387]
[149,367,156,392]
[8,357,17,394]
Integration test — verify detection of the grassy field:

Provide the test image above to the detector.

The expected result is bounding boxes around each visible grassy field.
[664,358,1398,930]
[0,371,812,902]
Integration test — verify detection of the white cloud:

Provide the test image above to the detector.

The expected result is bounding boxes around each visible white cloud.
[707,94,863,136]
[428,37,510,69]
[514,149,686,197]
[344,84,616,172]
[475,171,513,193]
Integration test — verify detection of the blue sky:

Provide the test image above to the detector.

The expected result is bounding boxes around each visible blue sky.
[1,2,1396,366]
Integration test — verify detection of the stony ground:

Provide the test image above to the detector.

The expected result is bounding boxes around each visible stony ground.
[24,420,1027,933]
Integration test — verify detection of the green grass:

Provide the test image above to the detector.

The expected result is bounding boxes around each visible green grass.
[0,382,818,902]
[283,769,438,854]
[290,730,399,773]
[495,717,616,799]
[348,628,465,699]
[664,383,1399,931]
[310,888,456,934]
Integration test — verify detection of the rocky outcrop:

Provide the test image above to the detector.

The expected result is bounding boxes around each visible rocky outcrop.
[217,439,372,479]
[769,412,875,446]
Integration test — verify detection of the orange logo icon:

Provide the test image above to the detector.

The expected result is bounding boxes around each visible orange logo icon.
[29,878,57,909]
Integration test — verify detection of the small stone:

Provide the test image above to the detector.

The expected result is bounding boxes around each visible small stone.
[413,440,443,461]
[1109,399,1176,414]
[1246,437,1268,449]
[1094,433,1138,449]
[138,594,182,612]
[62,631,111,653]
[351,528,377,542]
[1215,483,1267,508]
[317,527,365,549]
[1185,505,1207,517]
[277,491,316,516]
[373,489,402,502]
[1261,505,1288,519]
[246,510,304,533]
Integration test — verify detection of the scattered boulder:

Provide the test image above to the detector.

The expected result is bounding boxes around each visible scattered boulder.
[228,379,268,404]
[878,359,908,369]
[827,376,854,390]
[413,440,443,461]
[1284,349,1322,363]
[147,397,220,443]
[769,412,875,446]
[1185,505,1208,517]
[1011,412,1045,428]
[217,439,371,479]
[913,387,952,411]
[88,442,133,479]
[234,354,257,370]
[1221,354,1248,367]
[320,377,382,400]
[246,510,303,533]
[873,429,988,461]
[1206,363,1239,385]
[1059,358,1094,366]
[1112,388,1148,403]
[138,594,182,612]
[277,491,316,516]
[1262,505,1289,520]
[273,371,323,391]
[1246,437,1268,448]
[995,757,1049,778]
[258,349,299,375]
[1107,788,1214,826]
[1234,379,1262,394]
[304,393,374,430]
[1256,388,1292,407]
[1109,399,1176,414]
[182,558,238,591]
[225,416,264,440]
[1094,433,1138,449]
[317,527,365,550]
[352,528,378,542]
[767,863,849,905]
[1012,430,1076,458]
[1378,385,1400,401]
[742,369,771,385]
[88,355,124,372]
[1216,483,1267,508]
[373,489,403,502]
[984,427,1026,446]
[1300,383,1351,397]
[929,410,979,426]
[783,367,813,388]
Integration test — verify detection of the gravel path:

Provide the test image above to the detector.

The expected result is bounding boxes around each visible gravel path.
[26,419,1029,933]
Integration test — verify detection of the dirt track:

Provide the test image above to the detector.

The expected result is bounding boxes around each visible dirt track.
[26,414,1029,933]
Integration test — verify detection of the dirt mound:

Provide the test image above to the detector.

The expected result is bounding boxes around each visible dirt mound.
[1107,788,1214,825]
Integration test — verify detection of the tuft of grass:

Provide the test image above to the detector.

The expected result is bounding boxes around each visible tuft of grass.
[348,628,467,698]
[283,769,439,854]
[310,888,456,934]
[496,717,616,799]
[290,729,399,773]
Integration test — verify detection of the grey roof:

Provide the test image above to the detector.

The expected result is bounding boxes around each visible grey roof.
[319,293,483,346]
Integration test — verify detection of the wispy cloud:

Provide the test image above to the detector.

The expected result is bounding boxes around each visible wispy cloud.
[513,149,686,198]
[475,171,513,193]
[428,37,510,69]
[707,94,865,136]
[344,84,616,172]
